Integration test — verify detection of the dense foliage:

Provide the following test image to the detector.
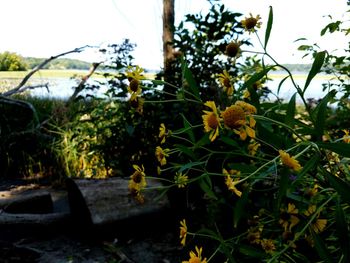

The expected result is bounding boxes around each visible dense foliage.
[124,4,350,263]
[0,51,27,71]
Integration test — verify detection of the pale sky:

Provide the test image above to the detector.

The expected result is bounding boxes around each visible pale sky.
[0,0,348,70]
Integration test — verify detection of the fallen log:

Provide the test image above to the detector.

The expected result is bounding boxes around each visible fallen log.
[66,177,170,226]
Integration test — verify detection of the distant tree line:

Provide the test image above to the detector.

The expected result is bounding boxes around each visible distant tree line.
[0,51,91,71]
[25,57,91,70]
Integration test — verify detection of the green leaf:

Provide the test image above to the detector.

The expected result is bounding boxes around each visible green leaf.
[310,229,333,263]
[303,51,326,93]
[317,142,350,158]
[277,75,289,95]
[321,168,350,205]
[285,93,296,126]
[198,174,217,200]
[297,153,320,178]
[175,144,196,160]
[335,199,350,262]
[321,21,341,35]
[312,90,336,139]
[233,190,248,228]
[180,113,195,143]
[238,244,266,258]
[264,6,273,49]
[276,169,289,210]
[220,135,239,148]
[178,161,206,173]
[243,66,275,107]
[181,56,201,100]
[194,134,210,149]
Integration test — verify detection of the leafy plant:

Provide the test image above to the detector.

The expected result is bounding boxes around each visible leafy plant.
[125,5,350,262]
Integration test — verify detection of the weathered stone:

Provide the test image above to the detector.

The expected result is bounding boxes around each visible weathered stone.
[2,192,53,214]
[66,177,170,226]
[0,211,71,225]
[0,184,71,226]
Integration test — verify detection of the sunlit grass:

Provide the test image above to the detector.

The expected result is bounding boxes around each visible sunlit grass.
[0,69,95,78]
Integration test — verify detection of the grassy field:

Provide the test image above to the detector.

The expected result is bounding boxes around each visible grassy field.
[0,69,95,79]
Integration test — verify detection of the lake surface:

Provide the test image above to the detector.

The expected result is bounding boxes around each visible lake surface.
[266,71,343,102]
[1,72,346,102]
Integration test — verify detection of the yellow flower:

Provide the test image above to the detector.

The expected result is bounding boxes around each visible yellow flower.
[248,140,260,156]
[304,205,327,233]
[225,41,242,58]
[155,146,170,166]
[279,150,302,172]
[221,101,257,140]
[260,239,276,254]
[304,184,319,198]
[223,168,242,197]
[129,95,144,114]
[128,164,147,204]
[235,100,257,115]
[241,13,262,33]
[247,227,262,244]
[128,182,145,204]
[312,218,327,233]
[129,164,146,188]
[217,70,234,96]
[174,172,189,188]
[202,101,221,142]
[221,105,245,129]
[159,123,171,144]
[179,219,187,246]
[343,129,350,143]
[243,89,250,99]
[126,66,145,98]
[182,246,207,263]
[127,78,142,95]
[279,203,300,231]
[125,65,145,81]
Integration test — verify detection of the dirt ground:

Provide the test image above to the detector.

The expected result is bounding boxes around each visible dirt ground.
[0,229,183,263]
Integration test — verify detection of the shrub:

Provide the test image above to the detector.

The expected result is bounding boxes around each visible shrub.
[125,6,350,262]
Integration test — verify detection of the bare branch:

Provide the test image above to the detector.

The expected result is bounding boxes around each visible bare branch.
[66,62,102,106]
[3,83,49,97]
[1,45,91,97]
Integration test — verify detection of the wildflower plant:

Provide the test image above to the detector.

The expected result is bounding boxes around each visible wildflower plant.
[125,4,350,263]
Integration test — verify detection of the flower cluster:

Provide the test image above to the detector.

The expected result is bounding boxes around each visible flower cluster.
[202,100,257,141]
[126,65,145,114]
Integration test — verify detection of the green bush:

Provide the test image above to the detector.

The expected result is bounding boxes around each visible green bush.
[0,51,27,71]
[125,5,350,262]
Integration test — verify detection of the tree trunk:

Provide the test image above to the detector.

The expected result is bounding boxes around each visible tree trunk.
[163,0,175,96]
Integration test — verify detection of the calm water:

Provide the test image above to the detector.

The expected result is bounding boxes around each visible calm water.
[266,72,344,102]
[3,72,346,102]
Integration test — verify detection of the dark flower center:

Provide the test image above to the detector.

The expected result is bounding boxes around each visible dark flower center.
[129,79,139,92]
[245,18,257,29]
